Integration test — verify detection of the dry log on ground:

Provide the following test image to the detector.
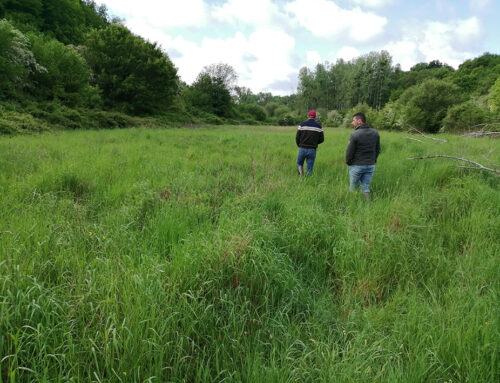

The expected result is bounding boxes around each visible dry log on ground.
[407,155,500,175]
[411,128,447,143]
[462,131,500,138]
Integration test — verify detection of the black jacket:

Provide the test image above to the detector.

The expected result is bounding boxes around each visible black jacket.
[345,124,381,165]
[296,119,324,149]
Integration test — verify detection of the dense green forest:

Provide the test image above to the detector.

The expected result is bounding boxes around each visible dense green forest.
[1,0,499,134]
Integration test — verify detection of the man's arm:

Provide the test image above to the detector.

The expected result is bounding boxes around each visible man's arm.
[345,134,356,165]
[296,127,301,147]
[318,124,324,144]
[375,133,381,161]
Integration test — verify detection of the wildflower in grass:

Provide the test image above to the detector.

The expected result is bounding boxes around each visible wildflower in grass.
[123,372,127,376]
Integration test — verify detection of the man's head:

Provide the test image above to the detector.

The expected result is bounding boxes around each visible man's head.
[307,110,317,120]
[352,112,366,128]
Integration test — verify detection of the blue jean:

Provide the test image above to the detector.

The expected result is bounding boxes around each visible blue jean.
[349,165,375,193]
[297,148,317,175]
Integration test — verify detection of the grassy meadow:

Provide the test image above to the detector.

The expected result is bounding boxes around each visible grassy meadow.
[0,125,498,382]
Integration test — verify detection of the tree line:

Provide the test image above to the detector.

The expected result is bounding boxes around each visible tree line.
[0,0,499,134]
[296,52,500,133]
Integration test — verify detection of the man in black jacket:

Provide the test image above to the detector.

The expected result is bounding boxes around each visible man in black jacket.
[345,112,380,198]
[296,110,324,176]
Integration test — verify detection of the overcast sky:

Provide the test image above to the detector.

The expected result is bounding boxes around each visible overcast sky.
[97,0,500,95]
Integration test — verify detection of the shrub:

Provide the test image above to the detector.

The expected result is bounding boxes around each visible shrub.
[341,103,379,128]
[397,79,461,133]
[28,33,93,107]
[264,102,279,117]
[488,76,500,113]
[274,105,291,118]
[326,110,343,127]
[187,74,232,117]
[375,102,404,130]
[0,107,50,134]
[278,114,300,126]
[441,102,486,132]
[237,104,267,122]
[0,19,45,100]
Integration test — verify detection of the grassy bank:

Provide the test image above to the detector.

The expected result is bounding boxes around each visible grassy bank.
[0,126,498,382]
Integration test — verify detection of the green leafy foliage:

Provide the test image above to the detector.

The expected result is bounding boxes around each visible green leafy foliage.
[0,0,499,132]
[488,76,500,113]
[83,24,179,115]
[341,103,380,128]
[278,113,301,126]
[0,19,45,99]
[325,110,343,127]
[2,0,43,29]
[390,60,454,101]
[28,33,94,106]
[0,105,50,134]
[237,103,267,122]
[296,51,393,112]
[187,73,232,117]
[442,101,486,132]
[397,79,461,133]
[264,102,279,117]
[451,53,500,96]
[4,0,109,44]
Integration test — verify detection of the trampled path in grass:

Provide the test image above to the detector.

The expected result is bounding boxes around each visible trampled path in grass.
[0,126,498,382]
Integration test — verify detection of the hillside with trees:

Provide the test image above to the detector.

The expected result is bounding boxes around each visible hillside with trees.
[0,0,499,134]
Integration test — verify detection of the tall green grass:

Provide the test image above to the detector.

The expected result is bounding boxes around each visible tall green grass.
[0,126,498,382]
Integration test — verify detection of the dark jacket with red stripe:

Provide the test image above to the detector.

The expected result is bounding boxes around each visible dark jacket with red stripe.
[296,119,324,149]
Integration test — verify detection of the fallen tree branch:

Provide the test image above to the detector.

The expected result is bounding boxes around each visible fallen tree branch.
[462,131,500,138]
[407,155,500,175]
[469,123,500,130]
[411,128,447,142]
[402,137,424,143]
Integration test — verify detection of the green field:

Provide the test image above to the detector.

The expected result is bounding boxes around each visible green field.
[0,126,498,382]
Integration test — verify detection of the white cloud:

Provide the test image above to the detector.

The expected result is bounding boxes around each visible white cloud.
[100,0,210,28]
[97,1,496,94]
[285,0,387,42]
[335,46,361,62]
[384,40,418,70]
[384,17,483,69]
[145,28,297,95]
[239,29,297,92]
[213,0,281,26]
[348,0,397,8]
[306,51,322,66]
[469,0,492,11]
[419,17,481,67]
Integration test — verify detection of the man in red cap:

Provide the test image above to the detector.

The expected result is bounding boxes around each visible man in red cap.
[295,110,324,175]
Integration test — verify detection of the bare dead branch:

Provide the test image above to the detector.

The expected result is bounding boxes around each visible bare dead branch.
[462,131,500,138]
[485,116,500,121]
[469,123,500,129]
[407,155,500,175]
[402,137,424,143]
[410,128,447,142]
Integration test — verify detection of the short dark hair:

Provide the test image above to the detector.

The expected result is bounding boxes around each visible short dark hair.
[353,112,366,123]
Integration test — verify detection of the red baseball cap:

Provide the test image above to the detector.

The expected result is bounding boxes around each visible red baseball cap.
[308,110,317,118]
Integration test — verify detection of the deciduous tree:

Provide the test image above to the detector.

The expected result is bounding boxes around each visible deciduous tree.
[83,24,179,114]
